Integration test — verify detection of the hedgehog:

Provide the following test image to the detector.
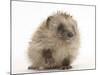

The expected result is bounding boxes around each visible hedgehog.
[27,11,80,70]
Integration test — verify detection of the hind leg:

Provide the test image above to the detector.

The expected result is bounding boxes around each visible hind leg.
[28,65,36,70]
[60,58,72,70]
[28,65,45,70]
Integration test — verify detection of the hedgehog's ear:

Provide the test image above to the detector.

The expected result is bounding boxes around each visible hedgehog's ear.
[46,16,53,28]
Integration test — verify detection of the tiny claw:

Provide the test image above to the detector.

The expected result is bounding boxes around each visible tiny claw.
[28,66,36,70]
[61,65,72,70]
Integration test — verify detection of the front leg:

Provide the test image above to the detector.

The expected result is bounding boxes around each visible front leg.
[42,49,61,69]
[42,49,54,64]
[61,58,72,70]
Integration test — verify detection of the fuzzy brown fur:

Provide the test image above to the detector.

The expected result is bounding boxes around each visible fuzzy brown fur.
[28,11,80,70]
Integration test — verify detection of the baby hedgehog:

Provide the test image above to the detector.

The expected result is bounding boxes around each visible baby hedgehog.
[28,11,80,70]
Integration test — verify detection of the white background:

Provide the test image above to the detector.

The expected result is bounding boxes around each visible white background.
[12,0,96,5]
[12,1,95,74]
[0,0,99,75]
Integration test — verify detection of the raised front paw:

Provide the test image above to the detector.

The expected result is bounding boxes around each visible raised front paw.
[45,58,55,65]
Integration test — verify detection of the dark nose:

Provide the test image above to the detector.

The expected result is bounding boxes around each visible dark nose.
[67,32,73,37]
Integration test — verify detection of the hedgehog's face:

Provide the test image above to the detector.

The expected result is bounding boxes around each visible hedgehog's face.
[46,13,78,41]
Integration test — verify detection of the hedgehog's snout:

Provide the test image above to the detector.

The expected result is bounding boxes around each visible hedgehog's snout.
[67,32,74,38]
[57,23,74,39]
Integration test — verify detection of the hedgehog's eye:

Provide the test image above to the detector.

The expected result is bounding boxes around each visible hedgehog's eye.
[57,23,64,32]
